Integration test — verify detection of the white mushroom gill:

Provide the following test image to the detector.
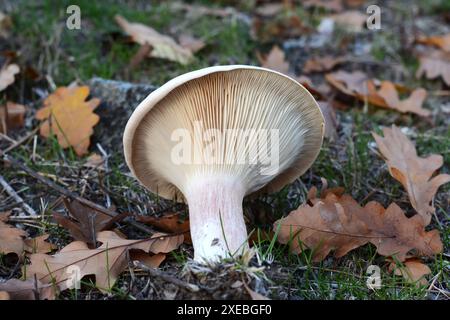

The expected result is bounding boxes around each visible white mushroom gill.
[124,66,324,263]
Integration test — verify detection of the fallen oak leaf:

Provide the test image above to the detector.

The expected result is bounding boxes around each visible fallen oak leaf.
[257,45,290,75]
[115,15,193,65]
[0,63,19,91]
[372,125,450,226]
[275,190,443,262]
[0,278,56,300]
[35,86,100,156]
[417,34,450,52]
[415,50,450,86]
[376,81,430,117]
[303,56,345,73]
[25,230,184,292]
[388,258,431,286]
[53,199,130,247]
[129,251,166,268]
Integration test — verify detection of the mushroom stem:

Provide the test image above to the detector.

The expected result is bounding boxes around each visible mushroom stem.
[184,176,249,263]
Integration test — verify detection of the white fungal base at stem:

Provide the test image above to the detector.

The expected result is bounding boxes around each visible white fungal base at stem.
[184,176,249,263]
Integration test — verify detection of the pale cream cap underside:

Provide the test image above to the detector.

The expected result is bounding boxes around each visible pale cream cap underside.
[123,65,324,202]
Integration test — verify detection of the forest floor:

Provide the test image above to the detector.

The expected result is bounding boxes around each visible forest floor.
[0,0,449,300]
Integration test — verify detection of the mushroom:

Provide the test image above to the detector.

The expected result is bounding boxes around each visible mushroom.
[123,65,324,263]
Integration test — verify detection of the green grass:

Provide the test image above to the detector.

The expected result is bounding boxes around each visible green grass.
[9,0,255,86]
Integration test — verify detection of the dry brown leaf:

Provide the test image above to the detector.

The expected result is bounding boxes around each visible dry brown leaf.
[326,72,429,115]
[258,45,290,75]
[0,101,26,134]
[177,34,205,53]
[0,63,19,91]
[255,3,285,16]
[0,217,27,256]
[137,212,191,244]
[303,56,345,73]
[376,81,430,117]
[416,50,450,86]
[53,199,129,247]
[85,153,105,169]
[0,279,56,300]
[275,189,442,262]
[328,10,366,32]
[326,70,370,96]
[115,15,193,65]
[317,101,338,141]
[389,258,431,286]
[372,126,450,226]
[35,86,100,156]
[24,234,56,254]
[417,34,450,52]
[129,251,166,268]
[26,230,183,292]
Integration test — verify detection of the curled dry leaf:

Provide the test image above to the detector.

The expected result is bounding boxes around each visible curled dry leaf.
[137,212,191,244]
[129,251,166,268]
[0,101,26,134]
[416,50,450,86]
[388,258,431,286]
[115,15,193,65]
[25,230,183,292]
[53,199,130,247]
[303,55,345,73]
[35,86,100,156]
[275,188,442,262]
[0,279,56,300]
[0,63,19,91]
[417,34,450,52]
[372,125,450,226]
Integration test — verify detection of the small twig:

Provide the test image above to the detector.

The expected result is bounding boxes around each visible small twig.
[133,261,199,293]
[96,143,111,208]
[0,127,39,154]
[0,174,37,216]
[1,153,153,234]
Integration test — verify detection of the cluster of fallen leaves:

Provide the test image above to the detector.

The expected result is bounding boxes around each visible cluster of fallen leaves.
[274,126,449,285]
[0,201,184,300]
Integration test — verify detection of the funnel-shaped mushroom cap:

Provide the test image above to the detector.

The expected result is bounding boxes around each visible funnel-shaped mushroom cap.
[123,65,324,202]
